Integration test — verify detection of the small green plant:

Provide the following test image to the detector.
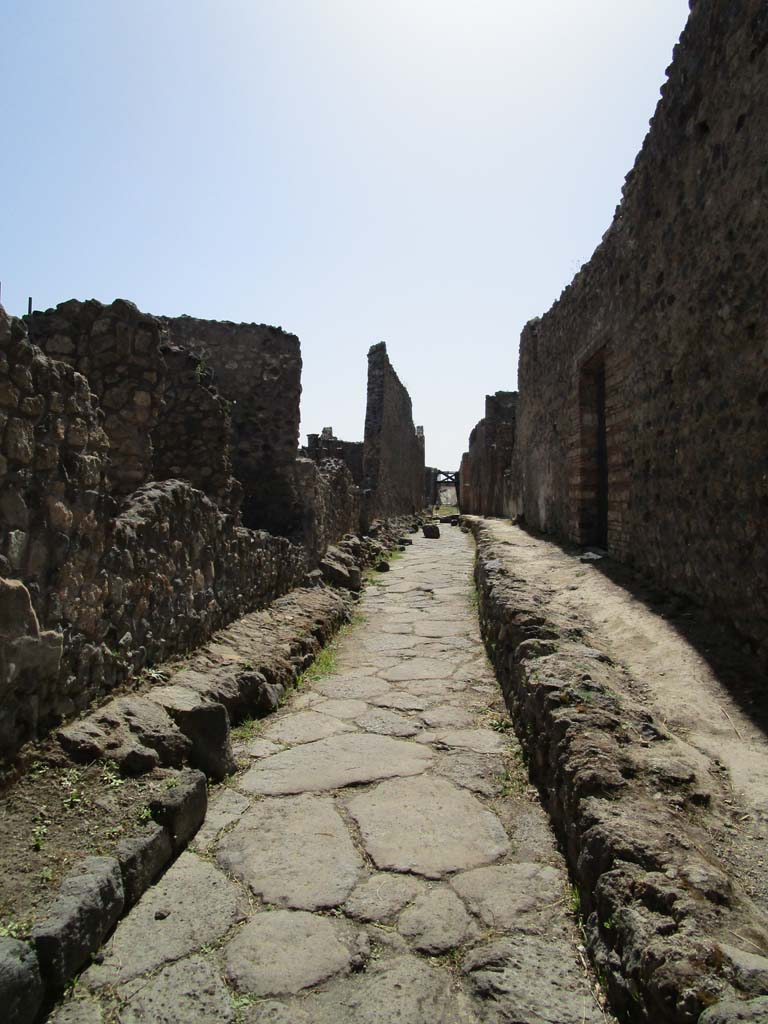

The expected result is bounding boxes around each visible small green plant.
[163,777,179,790]
[232,717,264,740]
[137,805,152,823]
[230,993,257,1011]
[489,716,513,733]
[195,358,209,383]
[101,764,125,788]
[39,867,54,883]
[31,823,48,851]
[569,886,581,916]
[0,919,29,939]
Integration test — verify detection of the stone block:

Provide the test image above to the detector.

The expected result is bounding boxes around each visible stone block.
[116,823,174,908]
[32,857,124,992]
[0,936,44,1024]
[149,769,208,852]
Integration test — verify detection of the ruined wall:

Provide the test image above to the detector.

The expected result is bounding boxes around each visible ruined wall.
[27,301,165,496]
[459,392,517,516]
[161,316,302,537]
[305,427,364,485]
[425,467,439,507]
[293,458,361,564]
[100,480,306,673]
[511,0,768,664]
[362,342,425,520]
[0,307,309,761]
[152,343,240,512]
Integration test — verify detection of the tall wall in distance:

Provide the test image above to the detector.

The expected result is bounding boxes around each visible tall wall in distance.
[459,391,517,516]
[161,315,303,538]
[362,342,426,520]
[509,0,768,665]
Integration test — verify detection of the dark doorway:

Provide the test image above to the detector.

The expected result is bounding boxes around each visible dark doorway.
[578,351,608,548]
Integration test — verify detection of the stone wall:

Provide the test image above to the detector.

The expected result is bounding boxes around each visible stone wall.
[362,342,426,520]
[0,307,310,762]
[459,391,517,516]
[152,343,240,512]
[305,427,364,485]
[161,316,302,538]
[0,306,110,643]
[507,0,768,665]
[293,457,361,564]
[27,301,165,496]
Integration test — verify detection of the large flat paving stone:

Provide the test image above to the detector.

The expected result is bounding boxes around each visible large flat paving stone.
[421,705,477,729]
[344,873,425,922]
[314,698,370,719]
[216,794,363,909]
[380,658,455,682]
[84,853,245,987]
[225,910,366,996]
[348,776,510,878]
[298,954,471,1024]
[370,692,435,711]
[450,862,563,930]
[117,955,234,1023]
[262,710,355,745]
[463,936,604,1024]
[412,620,470,638]
[193,787,250,852]
[424,728,508,754]
[356,707,421,737]
[434,750,505,797]
[398,887,475,953]
[314,677,390,700]
[238,734,432,795]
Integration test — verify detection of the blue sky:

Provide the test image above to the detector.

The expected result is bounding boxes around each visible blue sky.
[3,1,690,468]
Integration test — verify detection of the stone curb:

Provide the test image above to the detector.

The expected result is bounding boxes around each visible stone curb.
[3,519,419,1023]
[466,517,768,1024]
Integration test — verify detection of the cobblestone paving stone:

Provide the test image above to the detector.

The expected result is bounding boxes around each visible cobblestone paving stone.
[52,529,612,1024]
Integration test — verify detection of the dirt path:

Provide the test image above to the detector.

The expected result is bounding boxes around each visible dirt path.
[50,527,611,1024]
[481,520,768,913]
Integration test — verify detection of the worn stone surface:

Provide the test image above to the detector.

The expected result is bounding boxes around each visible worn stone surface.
[32,856,124,992]
[356,707,420,737]
[348,776,509,878]
[84,853,244,987]
[700,998,768,1024]
[463,937,604,1024]
[344,873,425,923]
[262,709,355,745]
[116,823,173,908]
[299,955,463,1024]
[118,955,234,1024]
[451,862,562,930]
[0,935,44,1024]
[52,527,611,1023]
[225,910,364,996]
[238,733,432,795]
[192,787,250,853]
[216,794,363,909]
[398,887,474,953]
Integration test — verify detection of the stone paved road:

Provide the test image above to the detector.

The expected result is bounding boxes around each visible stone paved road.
[53,527,611,1024]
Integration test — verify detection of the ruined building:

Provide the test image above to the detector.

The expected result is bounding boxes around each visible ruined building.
[459,391,517,517]
[0,302,427,763]
[461,1,768,669]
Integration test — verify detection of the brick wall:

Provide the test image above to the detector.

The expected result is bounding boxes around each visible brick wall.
[459,392,517,516]
[510,0,768,664]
